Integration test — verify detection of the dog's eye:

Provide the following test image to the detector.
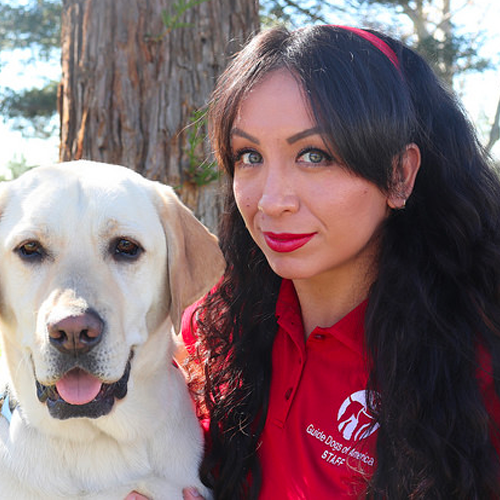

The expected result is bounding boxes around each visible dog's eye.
[112,238,143,261]
[16,241,46,261]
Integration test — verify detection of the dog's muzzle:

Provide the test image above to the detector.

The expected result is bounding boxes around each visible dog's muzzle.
[36,359,132,420]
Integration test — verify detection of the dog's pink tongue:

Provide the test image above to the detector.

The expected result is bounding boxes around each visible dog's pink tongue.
[55,369,102,405]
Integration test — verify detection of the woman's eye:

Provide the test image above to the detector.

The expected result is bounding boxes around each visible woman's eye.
[235,150,262,166]
[298,148,332,165]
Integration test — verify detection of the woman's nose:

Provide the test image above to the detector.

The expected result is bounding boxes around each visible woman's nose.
[257,168,299,216]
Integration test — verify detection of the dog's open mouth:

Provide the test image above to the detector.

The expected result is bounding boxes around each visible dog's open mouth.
[36,360,131,420]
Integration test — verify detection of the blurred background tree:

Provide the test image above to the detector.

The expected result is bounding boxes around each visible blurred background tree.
[0,0,60,137]
[57,0,258,230]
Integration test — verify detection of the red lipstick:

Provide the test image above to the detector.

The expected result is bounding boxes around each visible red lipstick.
[263,232,315,253]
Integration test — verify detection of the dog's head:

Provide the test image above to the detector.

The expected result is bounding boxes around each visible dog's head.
[0,161,224,426]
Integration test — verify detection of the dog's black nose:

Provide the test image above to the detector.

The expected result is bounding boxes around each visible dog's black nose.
[48,310,104,355]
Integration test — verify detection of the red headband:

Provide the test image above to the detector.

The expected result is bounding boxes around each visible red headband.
[332,25,400,71]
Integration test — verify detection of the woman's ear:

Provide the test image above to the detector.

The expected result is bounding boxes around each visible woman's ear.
[387,143,421,209]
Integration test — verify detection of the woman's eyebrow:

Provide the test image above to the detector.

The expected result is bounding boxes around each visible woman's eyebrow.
[231,127,260,144]
[287,127,322,144]
[231,126,322,145]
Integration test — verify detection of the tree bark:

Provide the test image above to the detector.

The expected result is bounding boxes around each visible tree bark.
[59,0,259,231]
[486,92,500,153]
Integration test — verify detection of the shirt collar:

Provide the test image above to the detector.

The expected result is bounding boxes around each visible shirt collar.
[276,279,368,357]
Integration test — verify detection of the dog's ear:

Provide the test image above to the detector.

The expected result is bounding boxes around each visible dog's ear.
[153,184,225,334]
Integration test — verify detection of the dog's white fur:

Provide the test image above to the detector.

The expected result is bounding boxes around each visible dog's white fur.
[0,161,224,499]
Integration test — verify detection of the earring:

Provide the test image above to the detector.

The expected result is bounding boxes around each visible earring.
[388,196,407,210]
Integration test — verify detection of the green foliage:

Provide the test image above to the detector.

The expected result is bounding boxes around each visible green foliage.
[0,0,61,138]
[0,154,35,181]
[416,33,491,82]
[260,0,328,27]
[184,108,219,187]
[0,0,61,59]
[0,80,59,138]
[1,80,58,120]
[149,0,212,41]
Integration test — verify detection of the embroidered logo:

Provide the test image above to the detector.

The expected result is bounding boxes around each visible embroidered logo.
[337,390,380,441]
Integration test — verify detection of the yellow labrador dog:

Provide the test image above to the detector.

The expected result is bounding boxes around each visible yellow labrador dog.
[0,161,223,499]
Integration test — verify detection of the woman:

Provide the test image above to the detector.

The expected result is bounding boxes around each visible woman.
[184,25,500,499]
[133,25,500,499]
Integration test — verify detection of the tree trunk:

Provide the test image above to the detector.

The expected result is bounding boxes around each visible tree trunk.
[486,93,500,153]
[59,0,259,231]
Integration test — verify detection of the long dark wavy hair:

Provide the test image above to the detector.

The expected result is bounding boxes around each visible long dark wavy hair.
[190,25,500,499]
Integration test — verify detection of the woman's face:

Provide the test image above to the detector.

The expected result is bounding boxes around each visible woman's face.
[231,70,391,287]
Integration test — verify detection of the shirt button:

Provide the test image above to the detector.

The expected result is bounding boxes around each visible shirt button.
[313,334,326,340]
[285,388,293,400]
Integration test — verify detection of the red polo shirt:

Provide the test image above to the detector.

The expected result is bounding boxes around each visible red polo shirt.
[258,279,375,499]
[182,279,500,499]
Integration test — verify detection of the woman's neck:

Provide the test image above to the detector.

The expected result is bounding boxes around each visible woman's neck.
[293,259,376,339]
